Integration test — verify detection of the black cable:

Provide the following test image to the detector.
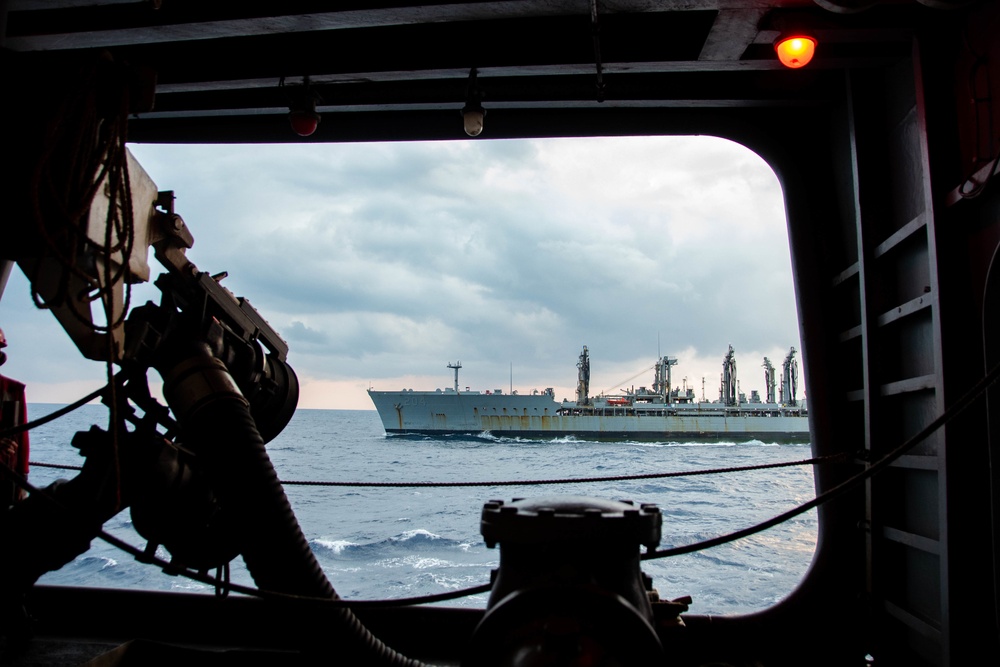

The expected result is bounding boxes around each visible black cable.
[12,362,999,604]
[31,453,844,487]
[5,373,176,444]
[28,462,84,471]
[279,454,844,488]
[0,384,106,440]
[643,358,1000,560]
[114,520,492,606]
[2,454,491,611]
[98,520,493,608]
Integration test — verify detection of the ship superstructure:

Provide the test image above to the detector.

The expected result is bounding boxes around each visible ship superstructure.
[368,346,809,442]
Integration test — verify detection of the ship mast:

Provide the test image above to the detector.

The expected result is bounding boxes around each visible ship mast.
[762,357,776,403]
[780,347,798,406]
[448,361,462,393]
[654,356,678,401]
[576,346,591,405]
[721,345,738,406]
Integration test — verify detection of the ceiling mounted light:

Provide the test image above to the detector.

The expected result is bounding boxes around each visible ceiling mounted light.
[285,76,321,137]
[461,68,486,137]
[774,33,817,69]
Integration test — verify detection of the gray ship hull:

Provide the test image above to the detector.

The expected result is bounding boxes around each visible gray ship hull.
[367,389,810,443]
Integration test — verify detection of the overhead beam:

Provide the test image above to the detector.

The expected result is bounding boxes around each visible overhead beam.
[4,1,756,52]
[699,8,767,60]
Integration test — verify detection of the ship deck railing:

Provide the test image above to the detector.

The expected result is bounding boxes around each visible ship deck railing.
[557,404,806,418]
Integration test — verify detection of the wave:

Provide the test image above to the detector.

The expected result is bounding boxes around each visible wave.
[72,555,120,572]
[312,528,466,559]
[475,434,803,448]
[31,407,818,616]
[374,555,456,570]
[390,528,449,545]
[478,432,583,445]
[387,432,492,444]
[313,539,357,555]
[386,429,807,449]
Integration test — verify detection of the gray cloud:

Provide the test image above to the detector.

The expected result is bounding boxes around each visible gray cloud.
[1,137,802,408]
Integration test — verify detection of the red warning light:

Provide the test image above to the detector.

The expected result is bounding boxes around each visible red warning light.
[289,109,321,137]
[774,35,817,69]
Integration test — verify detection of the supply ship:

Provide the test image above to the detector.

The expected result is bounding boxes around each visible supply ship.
[368,346,809,442]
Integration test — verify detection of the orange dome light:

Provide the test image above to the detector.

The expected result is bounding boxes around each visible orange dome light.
[774,34,817,69]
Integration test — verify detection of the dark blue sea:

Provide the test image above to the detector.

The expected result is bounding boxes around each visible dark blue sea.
[25,404,817,616]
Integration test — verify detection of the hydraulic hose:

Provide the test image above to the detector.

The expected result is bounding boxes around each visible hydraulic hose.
[162,345,423,666]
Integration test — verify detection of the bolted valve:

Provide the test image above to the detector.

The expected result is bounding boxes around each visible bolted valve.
[464,496,667,667]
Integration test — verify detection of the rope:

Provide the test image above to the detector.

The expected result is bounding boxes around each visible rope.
[642,358,1000,560]
[9,361,998,604]
[103,516,493,607]
[27,58,136,336]
[28,462,85,471]
[17,382,841,486]
[0,384,107,440]
[28,454,844,487]
[278,454,843,488]
[0,463,486,608]
[600,363,655,396]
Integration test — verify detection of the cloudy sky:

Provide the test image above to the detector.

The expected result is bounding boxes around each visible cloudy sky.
[1,136,803,410]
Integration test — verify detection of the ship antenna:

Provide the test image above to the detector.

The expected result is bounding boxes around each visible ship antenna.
[448,361,462,393]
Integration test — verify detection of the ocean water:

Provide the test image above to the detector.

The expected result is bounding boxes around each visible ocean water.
[24,404,818,616]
